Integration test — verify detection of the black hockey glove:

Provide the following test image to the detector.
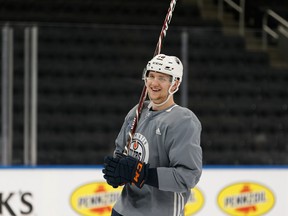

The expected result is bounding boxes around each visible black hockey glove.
[102,156,123,188]
[103,155,149,188]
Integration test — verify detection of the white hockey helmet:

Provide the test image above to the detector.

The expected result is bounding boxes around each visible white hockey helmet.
[144,54,183,83]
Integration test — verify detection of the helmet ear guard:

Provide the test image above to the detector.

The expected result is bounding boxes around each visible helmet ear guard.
[142,67,148,80]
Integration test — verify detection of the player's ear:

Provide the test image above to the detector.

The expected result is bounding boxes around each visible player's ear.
[171,80,180,91]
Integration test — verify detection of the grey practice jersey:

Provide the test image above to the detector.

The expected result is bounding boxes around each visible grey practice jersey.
[113,101,202,216]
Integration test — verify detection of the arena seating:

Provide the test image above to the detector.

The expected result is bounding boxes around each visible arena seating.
[1,0,288,165]
[217,0,288,40]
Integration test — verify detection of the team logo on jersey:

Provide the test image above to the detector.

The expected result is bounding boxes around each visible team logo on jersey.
[129,133,149,163]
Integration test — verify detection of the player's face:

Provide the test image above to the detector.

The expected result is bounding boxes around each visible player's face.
[145,71,172,104]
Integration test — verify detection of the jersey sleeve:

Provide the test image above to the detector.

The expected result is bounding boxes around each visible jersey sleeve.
[157,114,202,193]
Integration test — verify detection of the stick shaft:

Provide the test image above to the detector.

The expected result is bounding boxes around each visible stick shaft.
[124,0,177,155]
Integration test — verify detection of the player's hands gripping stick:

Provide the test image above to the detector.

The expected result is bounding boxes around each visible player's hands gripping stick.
[102,155,149,188]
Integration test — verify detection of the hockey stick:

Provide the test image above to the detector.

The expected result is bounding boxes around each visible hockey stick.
[123,0,178,156]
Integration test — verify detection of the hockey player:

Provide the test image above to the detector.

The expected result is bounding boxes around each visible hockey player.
[103,54,202,216]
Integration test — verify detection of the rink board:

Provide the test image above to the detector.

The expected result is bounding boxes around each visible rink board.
[0,166,287,216]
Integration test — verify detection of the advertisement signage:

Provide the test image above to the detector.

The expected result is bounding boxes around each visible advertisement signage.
[0,166,287,216]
